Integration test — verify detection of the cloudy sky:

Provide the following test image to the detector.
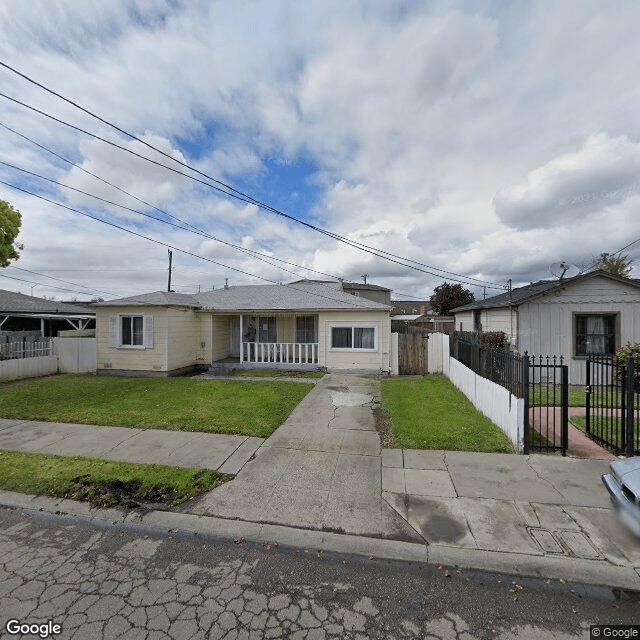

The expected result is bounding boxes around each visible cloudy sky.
[0,0,638,302]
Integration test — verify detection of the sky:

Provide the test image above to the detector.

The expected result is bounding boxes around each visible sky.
[0,0,639,302]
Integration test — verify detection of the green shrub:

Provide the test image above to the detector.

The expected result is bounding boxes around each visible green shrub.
[480,331,509,350]
[614,342,640,389]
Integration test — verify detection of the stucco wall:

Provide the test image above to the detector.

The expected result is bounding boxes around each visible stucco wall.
[166,308,207,371]
[319,310,390,372]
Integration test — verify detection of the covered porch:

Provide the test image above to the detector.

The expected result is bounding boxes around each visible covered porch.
[212,312,320,368]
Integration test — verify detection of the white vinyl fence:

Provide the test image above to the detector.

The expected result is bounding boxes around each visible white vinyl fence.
[427,332,525,453]
[0,338,96,381]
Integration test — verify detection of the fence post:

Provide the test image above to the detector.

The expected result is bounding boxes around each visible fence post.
[585,357,591,436]
[626,355,635,457]
[523,352,530,455]
[561,364,568,456]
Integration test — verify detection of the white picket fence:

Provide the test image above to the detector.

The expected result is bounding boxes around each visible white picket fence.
[0,336,53,360]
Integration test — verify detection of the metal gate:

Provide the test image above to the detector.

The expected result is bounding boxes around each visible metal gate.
[586,356,639,456]
[524,354,569,455]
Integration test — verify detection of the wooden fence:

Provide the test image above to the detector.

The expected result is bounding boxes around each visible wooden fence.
[395,326,429,375]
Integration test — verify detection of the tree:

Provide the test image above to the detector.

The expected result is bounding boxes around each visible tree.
[429,282,474,315]
[591,252,632,277]
[0,200,22,267]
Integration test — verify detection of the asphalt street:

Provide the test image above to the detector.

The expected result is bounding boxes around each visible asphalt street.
[1,506,638,640]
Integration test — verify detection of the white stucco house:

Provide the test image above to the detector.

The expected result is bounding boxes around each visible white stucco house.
[451,270,640,384]
[94,280,392,376]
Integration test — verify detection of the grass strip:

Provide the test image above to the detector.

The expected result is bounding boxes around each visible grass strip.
[380,374,514,452]
[0,374,313,437]
[0,449,227,507]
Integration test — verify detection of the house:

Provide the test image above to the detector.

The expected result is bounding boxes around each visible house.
[451,270,640,384]
[0,289,95,337]
[93,280,392,376]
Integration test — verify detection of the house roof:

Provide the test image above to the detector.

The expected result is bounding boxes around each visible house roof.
[95,280,391,312]
[0,289,95,315]
[93,291,200,308]
[451,270,640,313]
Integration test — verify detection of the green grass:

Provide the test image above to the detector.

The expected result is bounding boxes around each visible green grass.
[228,369,324,379]
[380,374,514,452]
[0,374,313,438]
[529,385,622,407]
[0,450,227,507]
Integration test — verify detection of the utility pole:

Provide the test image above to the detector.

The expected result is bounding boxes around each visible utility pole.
[361,274,368,284]
[167,249,173,292]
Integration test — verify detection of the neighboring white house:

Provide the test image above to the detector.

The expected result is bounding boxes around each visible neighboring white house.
[94,280,392,376]
[451,270,640,384]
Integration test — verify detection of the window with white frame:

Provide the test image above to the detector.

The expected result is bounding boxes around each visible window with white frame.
[331,326,376,350]
[109,314,154,348]
[574,313,616,356]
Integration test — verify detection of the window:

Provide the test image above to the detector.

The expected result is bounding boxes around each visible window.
[122,315,144,346]
[258,316,277,343]
[331,326,376,350]
[575,314,616,356]
[109,314,153,348]
[296,316,316,343]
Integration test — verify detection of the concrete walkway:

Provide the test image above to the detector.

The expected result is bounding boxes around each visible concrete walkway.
[1,373,639,590]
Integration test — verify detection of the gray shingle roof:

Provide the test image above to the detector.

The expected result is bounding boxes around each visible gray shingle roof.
[451,270,640,313]
[93,291,200,308]
[0,289,95,315]
[95,281,391,312]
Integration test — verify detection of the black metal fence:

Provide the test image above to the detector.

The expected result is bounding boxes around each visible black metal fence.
[449,331,524,396]
[450,332,569,455]
[586,355,639,456]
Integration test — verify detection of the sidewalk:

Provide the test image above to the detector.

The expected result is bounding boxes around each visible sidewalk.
[1,374,639,590]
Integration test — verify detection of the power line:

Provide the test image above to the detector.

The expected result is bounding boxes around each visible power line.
[0,62,507,290]
[6,266,116,297]
[0,270,101,296]
[0,179,386,310]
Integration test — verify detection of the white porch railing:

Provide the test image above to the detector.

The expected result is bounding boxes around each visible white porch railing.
[241,342,319,364]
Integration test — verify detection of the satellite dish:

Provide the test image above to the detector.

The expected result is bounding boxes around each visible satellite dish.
[549,261,581,280]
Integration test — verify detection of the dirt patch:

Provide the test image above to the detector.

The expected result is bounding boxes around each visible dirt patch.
[63,472,216,509]
[373,403,398,449]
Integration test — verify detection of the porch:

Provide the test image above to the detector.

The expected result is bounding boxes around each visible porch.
[210,312,321,370]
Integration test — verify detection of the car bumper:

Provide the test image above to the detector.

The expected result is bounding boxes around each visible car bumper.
[602,473,640,538]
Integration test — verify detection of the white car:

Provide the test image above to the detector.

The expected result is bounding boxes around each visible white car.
[602,457,640,538]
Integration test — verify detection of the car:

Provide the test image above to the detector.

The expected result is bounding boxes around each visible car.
[602,457,640,538]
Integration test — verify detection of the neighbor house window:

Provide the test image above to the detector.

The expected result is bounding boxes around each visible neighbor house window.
[575,314,616,356]
[331,326,376,350]
[109,314,153,348]
[296,316,316,343]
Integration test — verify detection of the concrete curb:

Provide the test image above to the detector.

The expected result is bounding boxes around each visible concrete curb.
[2,490,639,592]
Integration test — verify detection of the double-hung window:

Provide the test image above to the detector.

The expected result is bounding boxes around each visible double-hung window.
[574,314,616,356]
[331,326,376,350]
[109,314,154,348]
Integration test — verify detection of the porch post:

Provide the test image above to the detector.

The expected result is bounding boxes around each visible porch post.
[40,318,45,337]
[239,314,243,363]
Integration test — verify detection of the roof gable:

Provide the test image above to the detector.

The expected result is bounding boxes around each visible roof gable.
[452,271,640,313]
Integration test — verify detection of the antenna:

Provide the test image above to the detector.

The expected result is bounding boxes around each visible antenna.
[549,261,581,280]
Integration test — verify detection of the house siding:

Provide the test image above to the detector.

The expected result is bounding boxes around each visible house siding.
[166,308,205,371]
[96,306,168,373]
[211,315,231,361]
[519,276,640,384]
[319,310,390,372]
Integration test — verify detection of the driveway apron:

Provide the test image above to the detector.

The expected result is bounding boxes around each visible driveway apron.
[188,374,422,542]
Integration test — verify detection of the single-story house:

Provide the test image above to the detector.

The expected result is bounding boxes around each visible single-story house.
[94,280,392,376]
[451,270,640,384]
[0,289,95,337]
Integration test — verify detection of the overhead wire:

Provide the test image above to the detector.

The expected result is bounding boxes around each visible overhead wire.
[0,61,507,290]
[0,179,388,309]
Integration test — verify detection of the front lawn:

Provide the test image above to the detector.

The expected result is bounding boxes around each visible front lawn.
[0,449,227,507]
[0,374,312,438]
[380,375,514,452]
